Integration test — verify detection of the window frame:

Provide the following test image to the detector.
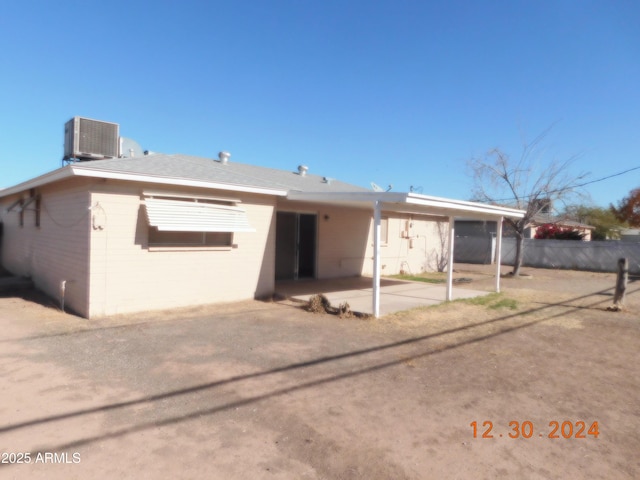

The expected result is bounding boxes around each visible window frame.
[143,192,252,250]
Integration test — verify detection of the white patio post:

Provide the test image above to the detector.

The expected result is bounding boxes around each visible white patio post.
[446,216,455,301]
[494,216,503,292]
[372,200,382,317]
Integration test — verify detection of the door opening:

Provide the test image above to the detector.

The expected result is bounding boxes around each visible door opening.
[275,212,317,280]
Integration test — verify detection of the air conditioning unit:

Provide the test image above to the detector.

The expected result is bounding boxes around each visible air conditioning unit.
[64,117,119,161]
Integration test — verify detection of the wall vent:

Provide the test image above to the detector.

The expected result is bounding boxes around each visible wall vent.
[64,117,120,161]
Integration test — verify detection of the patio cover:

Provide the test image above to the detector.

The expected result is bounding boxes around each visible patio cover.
[287,191,525,317]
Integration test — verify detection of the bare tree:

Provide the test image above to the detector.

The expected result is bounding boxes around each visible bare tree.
[424,221,449,272]
[468,127,587,276]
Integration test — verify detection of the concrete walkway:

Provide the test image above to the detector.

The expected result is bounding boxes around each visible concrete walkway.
[276,276,490,316]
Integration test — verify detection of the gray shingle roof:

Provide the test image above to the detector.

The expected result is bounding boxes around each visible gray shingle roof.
[531,213,595,229]
[73,153,369,194]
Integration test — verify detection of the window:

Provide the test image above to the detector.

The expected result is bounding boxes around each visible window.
[143,192,254,248]
[148,229,232,247]
[380,217,389,245]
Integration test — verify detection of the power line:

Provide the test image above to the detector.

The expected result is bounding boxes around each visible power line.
[571,165,640,188]
[484,165,640,203]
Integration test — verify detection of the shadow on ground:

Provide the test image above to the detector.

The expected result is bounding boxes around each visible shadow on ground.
[2,283,636,459]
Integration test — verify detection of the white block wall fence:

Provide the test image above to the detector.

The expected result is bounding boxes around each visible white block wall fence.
[496,238,639,274]
[455,236,640,274]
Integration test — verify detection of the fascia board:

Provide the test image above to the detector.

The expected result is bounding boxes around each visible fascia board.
[0,168,73,198]
[1,165,289,199]
[405,193,525,218]
[288,191,525,219]
[70,167,289,197]
[287,191,407,203]
[380,202,511,220]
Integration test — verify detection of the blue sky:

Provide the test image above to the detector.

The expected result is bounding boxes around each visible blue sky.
[1,0,638,208]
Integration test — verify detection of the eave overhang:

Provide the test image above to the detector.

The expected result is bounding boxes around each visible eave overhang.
[0,165,289,199]
[286,191,525,220]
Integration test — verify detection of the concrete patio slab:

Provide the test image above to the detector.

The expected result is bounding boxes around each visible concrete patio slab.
[276,276,489,316]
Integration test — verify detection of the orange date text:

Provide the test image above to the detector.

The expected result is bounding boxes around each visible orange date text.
[470,420,599,439]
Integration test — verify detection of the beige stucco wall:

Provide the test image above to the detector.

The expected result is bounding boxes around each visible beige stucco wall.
[0,178,93,317]
[87,181,277,317]
[275,200,449,278]
[1,178,449,319]
[362,213,449,276]
[277,200,372,279]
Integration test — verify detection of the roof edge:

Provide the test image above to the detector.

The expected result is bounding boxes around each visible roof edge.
[0,164,289,198]
[71,166,289,197]
[287,191,525,218]
[0,167,73,198]
[405,192,525,217]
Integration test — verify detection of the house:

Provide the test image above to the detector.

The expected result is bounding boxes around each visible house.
[455,212,596,265]
[525,214,595,241]
[456,215,594,240]
[0,121,523,318]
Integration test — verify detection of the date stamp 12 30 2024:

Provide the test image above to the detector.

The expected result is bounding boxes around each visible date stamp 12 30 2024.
[470,420,599,439]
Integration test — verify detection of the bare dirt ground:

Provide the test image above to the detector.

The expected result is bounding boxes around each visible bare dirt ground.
[0,264,639,479]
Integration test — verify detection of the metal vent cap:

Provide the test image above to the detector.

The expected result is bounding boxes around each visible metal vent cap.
[218,151,231,164]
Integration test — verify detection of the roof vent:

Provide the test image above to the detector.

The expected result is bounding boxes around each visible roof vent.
[298,165,308,176]
[218,151,231,164]
[323,177,333,184]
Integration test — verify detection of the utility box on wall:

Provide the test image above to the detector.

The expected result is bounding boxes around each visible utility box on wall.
[64,117,119,161]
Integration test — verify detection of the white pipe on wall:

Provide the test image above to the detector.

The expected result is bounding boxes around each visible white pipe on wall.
[60,280,67,312]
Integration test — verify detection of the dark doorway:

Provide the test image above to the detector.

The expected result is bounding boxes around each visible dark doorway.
[275,212,317,280]
[298,213,317,278]
[275,212,296,280]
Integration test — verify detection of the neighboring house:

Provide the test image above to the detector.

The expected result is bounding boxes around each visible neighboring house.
[524,214,595,241]
[456,215,595,241]
[1,147,523,318]
[454,213,595,264]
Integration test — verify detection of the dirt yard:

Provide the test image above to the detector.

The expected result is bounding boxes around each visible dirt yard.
[0,264,638,479]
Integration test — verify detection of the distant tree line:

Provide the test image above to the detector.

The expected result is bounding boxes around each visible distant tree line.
[559,189,639,241]
[611,188,640,227]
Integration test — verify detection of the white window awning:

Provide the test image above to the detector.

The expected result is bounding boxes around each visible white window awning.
[144,197,255,232]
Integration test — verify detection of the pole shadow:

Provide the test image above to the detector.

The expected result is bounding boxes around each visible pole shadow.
[0,284,633,465]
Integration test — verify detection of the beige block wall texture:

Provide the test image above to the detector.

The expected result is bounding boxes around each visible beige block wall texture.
[362,213,449,276]
[1,180,449,318]
[0,178,92,317]
[87,181,277,317]
[278,200,449,278]
[278,200,373,279]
